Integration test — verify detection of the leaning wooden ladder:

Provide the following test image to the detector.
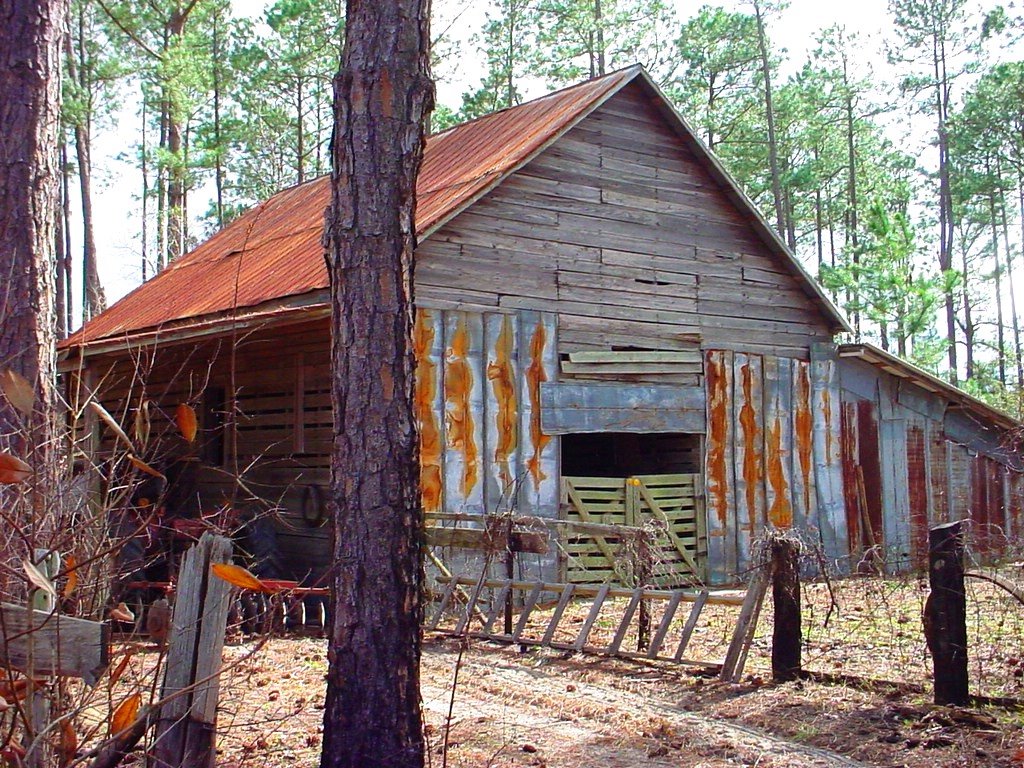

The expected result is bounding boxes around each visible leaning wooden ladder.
[428,571,767,677]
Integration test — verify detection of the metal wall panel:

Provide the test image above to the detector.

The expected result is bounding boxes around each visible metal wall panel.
[484,312,520,513]
[704,350,736,582]
[443,311,486,515]
[539,382,705,434]
[810,356,847,565]
[791,360,817,536]
[732,352,763,573]
[764,355,794,530]
[517,311,559,519]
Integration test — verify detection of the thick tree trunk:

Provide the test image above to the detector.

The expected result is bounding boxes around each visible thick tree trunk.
[0,0,66,459]
[319,0,434,766]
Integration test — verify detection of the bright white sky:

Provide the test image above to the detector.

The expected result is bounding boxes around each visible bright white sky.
[85,0,910,321]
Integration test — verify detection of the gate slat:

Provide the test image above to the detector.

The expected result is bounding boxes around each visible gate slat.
[428,579,459,632]
[482,581,513,635]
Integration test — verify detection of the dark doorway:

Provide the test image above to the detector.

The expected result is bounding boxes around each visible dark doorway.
[561,432,701,477]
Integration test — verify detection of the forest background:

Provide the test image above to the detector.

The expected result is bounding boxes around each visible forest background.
[61,0,1024,412]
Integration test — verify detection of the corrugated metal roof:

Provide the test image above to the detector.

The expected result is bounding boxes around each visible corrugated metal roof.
[838,343,1021,431]
[65,68,637,348]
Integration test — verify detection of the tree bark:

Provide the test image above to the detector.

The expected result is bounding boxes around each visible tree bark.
[923,521,968,706]
[0,0,66,460]
[319,0,434,765]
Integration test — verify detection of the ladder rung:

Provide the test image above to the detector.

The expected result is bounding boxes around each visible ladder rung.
[541,583,576,646]
[482,581,513,635]
[511,582,545,642]
[674,589,709,661]
[607,588,645,655]
[574,583,611,651]
[647,590,684,659]
[427,579,459,632]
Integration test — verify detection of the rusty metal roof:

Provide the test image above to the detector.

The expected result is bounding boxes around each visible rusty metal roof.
[65,64,849,350]
[839,343,1021,431]
[64,68,637,348]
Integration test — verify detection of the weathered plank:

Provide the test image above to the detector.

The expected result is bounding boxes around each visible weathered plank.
[0,604,107,683]
[540,382,705,435]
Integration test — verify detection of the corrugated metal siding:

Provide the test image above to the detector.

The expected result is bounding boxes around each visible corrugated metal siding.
[703,349,845,583]
[413,309,558,520]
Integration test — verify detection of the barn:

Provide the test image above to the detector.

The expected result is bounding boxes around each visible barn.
[60,66,1023,588]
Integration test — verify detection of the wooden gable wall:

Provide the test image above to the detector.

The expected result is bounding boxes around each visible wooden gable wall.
[417,82,835,363]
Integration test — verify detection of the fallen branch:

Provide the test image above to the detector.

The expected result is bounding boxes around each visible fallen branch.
[965,570,1024,607]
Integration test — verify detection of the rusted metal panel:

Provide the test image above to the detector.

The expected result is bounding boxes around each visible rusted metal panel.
[879,419,910,571]
[946,442,970,521]
[857,400,885,554]
[763,356,793,531]
[414,309,445,514]
[539,382,705,434]
[731,352,763,573]
[988,460,1007,553]
[484,312,520,513]
[517,311,558,518]
[443,311,485,515]
[704,350,736,583]
[905,423,929,568]
[1007,470,1023,544]
[810,355,846,565]
[791,360,816,536]
[928,423,949,525]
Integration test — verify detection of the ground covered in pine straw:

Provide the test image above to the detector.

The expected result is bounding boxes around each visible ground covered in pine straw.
[193,633,1024,768]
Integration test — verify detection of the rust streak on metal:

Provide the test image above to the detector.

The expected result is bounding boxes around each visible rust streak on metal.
[766,413,792,528]
[413,311,442,513]
[906,425,929,568]
[705,352,730,525]
[794,364,813,515]
[525,321,551,489]
[738,363,762,530]
[840,402,861,554]
[444,316,478,498]
[821,387,834,464]
[486,314,517,486]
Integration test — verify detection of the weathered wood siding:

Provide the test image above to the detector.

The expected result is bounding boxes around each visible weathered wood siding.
[418,82,834,366]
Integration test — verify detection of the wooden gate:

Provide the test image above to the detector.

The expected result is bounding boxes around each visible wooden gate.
[561,474,707,586]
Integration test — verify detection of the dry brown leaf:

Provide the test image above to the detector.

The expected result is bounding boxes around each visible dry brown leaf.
[128,454,165,480]
[134,400,151,446]
[89,401,134,449]
[62,555,78,598]
[0,452,31,484]
[23,558,57,599]
[109,602,135,623]
[111,693,141,735]
[0,369,34,416]
[212,562,268,592]
[109,653,132,685]
[176,402,198,443]
[58,720,78,767]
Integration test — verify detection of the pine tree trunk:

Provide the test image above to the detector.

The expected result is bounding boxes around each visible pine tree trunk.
[753,0,785,240]
[0,0,65,460]
[319,0,434,765]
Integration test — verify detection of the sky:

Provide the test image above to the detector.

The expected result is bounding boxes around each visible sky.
[83,0,903,322]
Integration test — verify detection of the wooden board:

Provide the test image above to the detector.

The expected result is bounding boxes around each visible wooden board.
[0,604,107,683]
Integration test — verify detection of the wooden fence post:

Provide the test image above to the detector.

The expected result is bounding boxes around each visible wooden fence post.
[770,537,801,682]
[923,521,968,706]
[152,533,233,768]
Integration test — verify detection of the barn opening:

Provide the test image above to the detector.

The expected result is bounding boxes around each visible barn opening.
[559,431,708,586]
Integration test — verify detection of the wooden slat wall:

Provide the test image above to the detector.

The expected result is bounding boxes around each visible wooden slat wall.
[417,83,834,363]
